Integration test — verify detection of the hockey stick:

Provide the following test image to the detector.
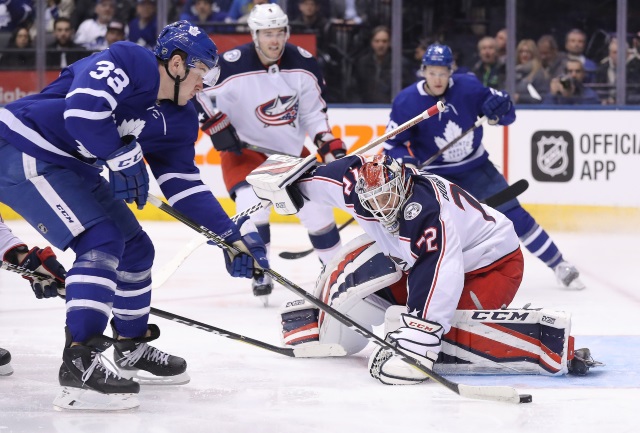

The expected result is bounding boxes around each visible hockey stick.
[149,307,345,358]
[278,178,529,260]
[147,193,531,404]
[0,260,50,281]
[242,141,297,157]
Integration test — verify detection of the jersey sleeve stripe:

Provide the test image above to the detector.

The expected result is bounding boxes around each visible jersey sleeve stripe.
[156,172,202,185]
[66,88,118,110]
[167,185,211,205]
[0,109,75,158]
[63,109,113,120]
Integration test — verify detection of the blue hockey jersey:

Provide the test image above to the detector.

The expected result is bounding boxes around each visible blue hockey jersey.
[0,41,235,237]
[383,74,516,175]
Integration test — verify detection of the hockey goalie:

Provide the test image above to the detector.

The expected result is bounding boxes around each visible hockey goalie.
[280,234,602,384]
[246,153,603,384]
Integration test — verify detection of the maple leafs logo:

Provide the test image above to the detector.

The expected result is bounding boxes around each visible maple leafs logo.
[117,119,146,139]
[188,26,200,36]
[434,121,474,162]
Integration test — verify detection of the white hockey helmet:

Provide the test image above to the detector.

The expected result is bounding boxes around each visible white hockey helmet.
[355,155,411,234]
[247,3,290,47]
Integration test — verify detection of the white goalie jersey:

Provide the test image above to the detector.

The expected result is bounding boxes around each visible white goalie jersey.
[195,43,332,156]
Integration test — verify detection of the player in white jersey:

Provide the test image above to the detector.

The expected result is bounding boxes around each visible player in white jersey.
[0,213,67,376]
[247,154,536,383]
[194,4,345,300]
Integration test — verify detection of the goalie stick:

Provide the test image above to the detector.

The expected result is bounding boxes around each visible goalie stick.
[147,193,532,404]
[278,179,530,260]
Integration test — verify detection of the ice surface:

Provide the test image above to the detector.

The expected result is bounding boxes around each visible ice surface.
[0,220,637,433]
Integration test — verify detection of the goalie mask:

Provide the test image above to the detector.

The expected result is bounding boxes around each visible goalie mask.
[247,4,290,63]
[355,155,411,234]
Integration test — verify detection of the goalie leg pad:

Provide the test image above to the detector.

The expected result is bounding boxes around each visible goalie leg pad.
[281,299,320,346]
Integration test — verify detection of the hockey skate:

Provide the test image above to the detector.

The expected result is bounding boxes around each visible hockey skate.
[53,331,140,411]
[0,347,13,376]
[568,348,604,376]
[252,273,273,306]
[554,261,586,290]
[112,322,190,385]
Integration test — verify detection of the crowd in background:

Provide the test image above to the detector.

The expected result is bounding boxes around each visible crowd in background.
[1,0,639,105]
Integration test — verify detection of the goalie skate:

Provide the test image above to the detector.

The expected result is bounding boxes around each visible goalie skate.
[0,347,13,376]
[568,348,604,376]
[112,323,190,385]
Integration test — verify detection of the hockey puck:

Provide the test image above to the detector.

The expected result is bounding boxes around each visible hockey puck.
[519,394,533,403]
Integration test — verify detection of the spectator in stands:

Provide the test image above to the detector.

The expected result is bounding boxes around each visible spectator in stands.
[289,0,329,52]
[351,25,413,103]
[226,0,273,22]
[538,34,566,79]
[105,19,126,47]
[412,37,430,79]
[0,26,34,69]
[128,0,157,49]
[470,36,505,90]
[564,28,597,83]
[44,0,75,33]
[330,0,366,25]
[180,0,228,33]
[46,17,90,69]
[543,58,600,105]
[495,28,507,63]
[72,0,136,31]
[0,0,34,33]
[235,0,269,28]
[75,0,116,50]
[514,39,549,104]
[595,37,640,105]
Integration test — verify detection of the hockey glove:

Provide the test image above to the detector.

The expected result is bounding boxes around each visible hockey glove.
[201,112,243,154]
[221,217,269,278]
[368,314,443,385]
[481,91,513,123]
[106,141,149,210]
[4,244,67,299]
[315,133,347,163]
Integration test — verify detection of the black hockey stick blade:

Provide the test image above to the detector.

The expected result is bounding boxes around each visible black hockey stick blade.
[278,217,356,260]
[483,179,529,208]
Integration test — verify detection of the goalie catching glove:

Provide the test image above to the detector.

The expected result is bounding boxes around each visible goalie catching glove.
[220,217,269,278]
[3,244,67,299]
[201,112,243,154]
[369,309,443,385]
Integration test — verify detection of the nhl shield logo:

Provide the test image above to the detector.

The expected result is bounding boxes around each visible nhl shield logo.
[531,131,574,182]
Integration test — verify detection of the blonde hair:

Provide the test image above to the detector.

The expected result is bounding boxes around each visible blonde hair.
[517,39,545,81]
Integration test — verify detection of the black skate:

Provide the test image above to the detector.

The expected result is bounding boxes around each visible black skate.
[568,348,604,376]
[252,273,273,306]
[112,322,190,385]
[53,330,140,411]
[0,347,13,376]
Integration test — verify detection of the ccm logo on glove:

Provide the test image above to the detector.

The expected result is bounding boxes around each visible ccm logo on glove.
[407,320,439,332]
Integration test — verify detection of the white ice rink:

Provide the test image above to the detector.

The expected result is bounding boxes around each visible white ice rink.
[0,220,638,433]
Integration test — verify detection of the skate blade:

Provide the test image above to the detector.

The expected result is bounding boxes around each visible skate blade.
[53,387,139,411]
[258,295,270,307]
[0,364,14,376]
[561,277,586,290]
[117,369,191,385]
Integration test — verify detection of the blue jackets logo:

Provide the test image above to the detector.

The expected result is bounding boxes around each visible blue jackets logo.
[531,131,574,182]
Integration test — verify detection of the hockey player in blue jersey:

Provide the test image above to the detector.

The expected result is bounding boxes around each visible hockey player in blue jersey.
[383,43,584,290]
[194,4,345,302]
[0,21,269,410]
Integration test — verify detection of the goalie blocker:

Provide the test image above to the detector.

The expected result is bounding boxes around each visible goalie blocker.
[280,235,602,378]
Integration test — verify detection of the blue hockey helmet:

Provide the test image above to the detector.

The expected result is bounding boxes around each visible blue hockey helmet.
[421,44,454,69]
[154,20,220,84]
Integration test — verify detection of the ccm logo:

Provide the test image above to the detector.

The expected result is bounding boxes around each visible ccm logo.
[471,311,530,321]
[407,321,436,332]
[56,204,75,223]
[275,202,286,209]
[286,299,305,308]
[541,315,556,325]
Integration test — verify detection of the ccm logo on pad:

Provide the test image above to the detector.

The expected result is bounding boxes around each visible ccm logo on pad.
[407,321,437,332]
